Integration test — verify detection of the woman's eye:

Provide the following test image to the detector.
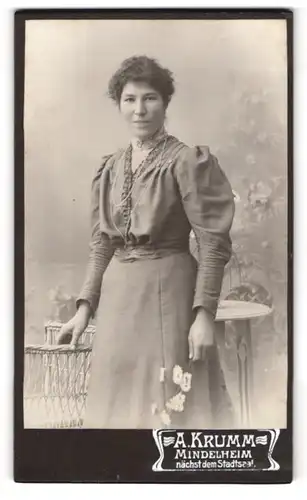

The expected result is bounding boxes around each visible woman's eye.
[124,97,134,102]
[146,95,157,101]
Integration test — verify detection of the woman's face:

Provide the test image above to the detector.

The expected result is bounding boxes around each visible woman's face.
[119,81,166,140]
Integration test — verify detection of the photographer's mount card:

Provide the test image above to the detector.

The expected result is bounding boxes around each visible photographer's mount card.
[15,9,293,483]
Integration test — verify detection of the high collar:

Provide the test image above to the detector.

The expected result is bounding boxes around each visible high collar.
[131,126,168,151]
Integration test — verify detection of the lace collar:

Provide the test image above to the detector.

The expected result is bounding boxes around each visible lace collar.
[131,126,168,151]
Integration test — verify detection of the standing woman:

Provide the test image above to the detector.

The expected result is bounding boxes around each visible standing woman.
[57,56,235,429]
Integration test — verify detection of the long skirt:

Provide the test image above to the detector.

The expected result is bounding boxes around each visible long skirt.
[83,251,234,429]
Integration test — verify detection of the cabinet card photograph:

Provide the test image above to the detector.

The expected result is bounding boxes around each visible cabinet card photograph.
[15,10,292,484]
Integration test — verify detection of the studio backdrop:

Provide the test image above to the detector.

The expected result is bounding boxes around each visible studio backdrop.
[24,18,288,430]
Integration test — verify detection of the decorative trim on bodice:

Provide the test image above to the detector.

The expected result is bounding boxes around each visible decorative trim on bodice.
[120,135,182,241]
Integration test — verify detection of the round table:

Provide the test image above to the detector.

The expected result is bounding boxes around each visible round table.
[215,300,272,427]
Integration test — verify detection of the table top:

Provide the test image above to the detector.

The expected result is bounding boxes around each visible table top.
[215,300,272,322]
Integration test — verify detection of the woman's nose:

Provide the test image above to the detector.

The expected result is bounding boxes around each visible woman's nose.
[134,99,146,115]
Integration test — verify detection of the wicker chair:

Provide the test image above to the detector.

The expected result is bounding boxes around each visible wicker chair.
[24,324,95,428]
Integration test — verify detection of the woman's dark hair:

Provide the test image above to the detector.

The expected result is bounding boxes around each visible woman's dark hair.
[108,56,175,107]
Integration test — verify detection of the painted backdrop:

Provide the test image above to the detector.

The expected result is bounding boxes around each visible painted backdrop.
[24,19,288,427]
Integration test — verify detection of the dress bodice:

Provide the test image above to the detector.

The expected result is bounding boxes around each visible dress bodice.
[77,135,235,317]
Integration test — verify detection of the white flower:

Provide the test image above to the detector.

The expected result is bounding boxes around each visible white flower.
[172,365,183,385]
[151,403,158,415]
[180,372,192,393]
[166,392,186,413]
[160,410,171,426]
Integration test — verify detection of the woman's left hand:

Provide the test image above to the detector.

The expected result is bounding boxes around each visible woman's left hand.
[188,308,215,361]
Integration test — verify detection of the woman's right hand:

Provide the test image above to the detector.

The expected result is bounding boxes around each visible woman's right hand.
[56,301,92,348]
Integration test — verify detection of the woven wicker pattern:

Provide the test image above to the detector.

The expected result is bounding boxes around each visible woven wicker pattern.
[24,324,94,428]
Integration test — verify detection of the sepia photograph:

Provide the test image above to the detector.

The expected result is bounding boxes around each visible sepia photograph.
[22,15,289,435]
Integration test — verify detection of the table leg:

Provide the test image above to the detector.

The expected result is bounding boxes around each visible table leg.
[211,322,236,428]
[214,321,226,357]
[234,319,254,427]
[210,322,226,413]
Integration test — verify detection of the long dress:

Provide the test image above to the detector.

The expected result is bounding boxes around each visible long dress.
[77,135,235,429]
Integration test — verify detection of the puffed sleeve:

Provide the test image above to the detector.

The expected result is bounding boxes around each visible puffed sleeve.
[76,155,115,316]
[175,146,235,317]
